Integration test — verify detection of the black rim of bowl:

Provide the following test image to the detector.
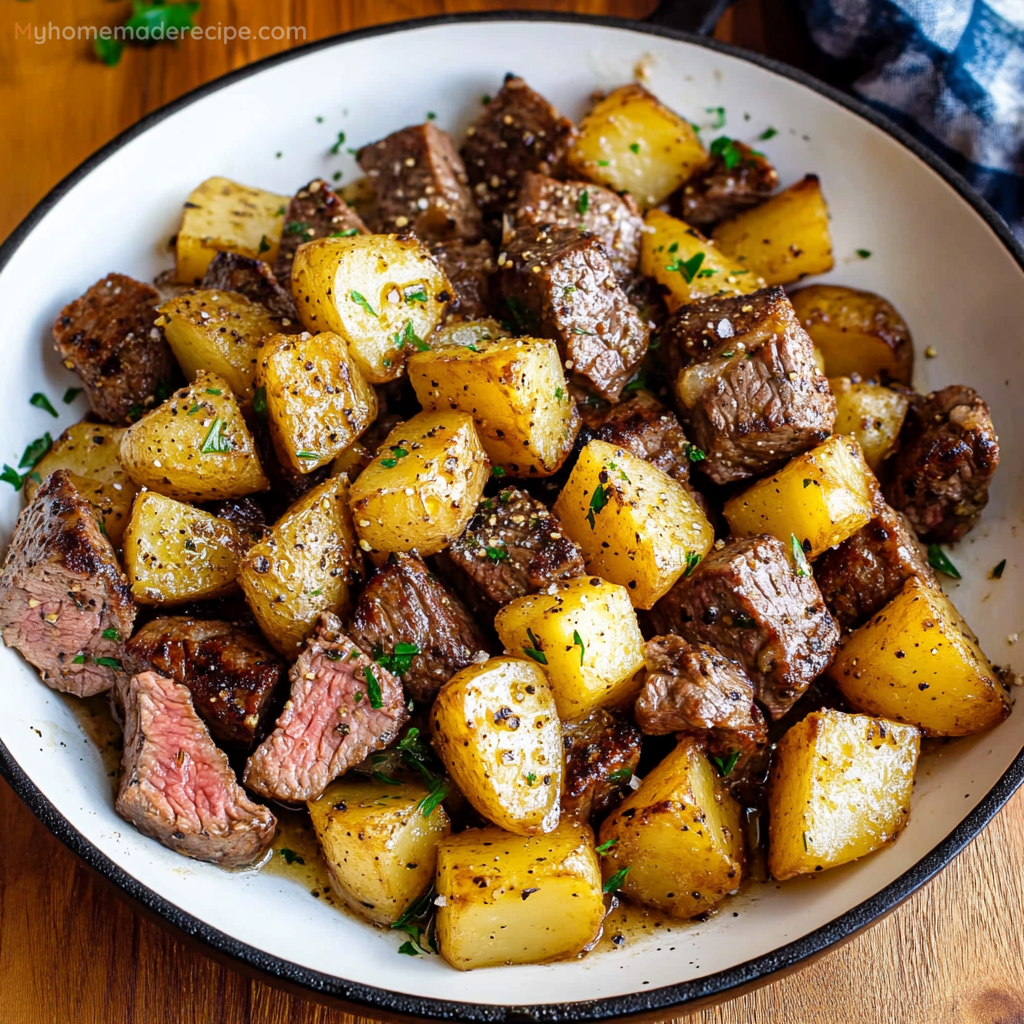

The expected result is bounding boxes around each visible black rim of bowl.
[2,11,1023,1022]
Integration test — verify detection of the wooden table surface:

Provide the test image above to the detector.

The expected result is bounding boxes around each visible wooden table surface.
[2,2,1024,1022]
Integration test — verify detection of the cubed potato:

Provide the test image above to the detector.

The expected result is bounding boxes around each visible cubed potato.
[724,434,876,559]
[712,175,833,285]
[348,410,489,559]
[567,84,706,208]
[430,657,562,835]
[308,775,451,926]
[552,440,714,609]
[640,209,764,311]
[830,378,910,472]
[256,331,377,474]
[156,289,283,404]
[175,177,288,284]
[828,577,1011,736]
[435,820,604,970]
[597,736,743,919]
[767,709,920,881]
[123,492,243,604]
[791,285,913,384]
[291,234,452,383]
[119,371,269,501]
[432,318,510,349]
[239,474,363,654]
[407,336,580,477]
[494,577,645,721]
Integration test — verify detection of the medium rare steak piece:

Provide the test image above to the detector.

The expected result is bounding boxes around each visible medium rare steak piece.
[444,487,585,607]
[660,287,835,484]
[429,239,495,319]
[116,670,276,867]
[244,613,408,802]
[358,123,483,242]
[0,470,135,697]
[461,75,577,218]
[500,223,649,401]
[560,709,642,825]
[125,618,285,749]
[350,553,489,704]
[200,251,300,323]
[671,142,778,229]
[815,502,936,631]
[883,385,999,543]
[515,172,644,278]
[52,273,177,424]
[648,535,839,719]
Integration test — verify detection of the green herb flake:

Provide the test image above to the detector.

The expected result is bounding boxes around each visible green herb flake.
[204,387,222,396]
[790,534,811,578]
[426,111,437,120]
[684,550,702,578]
[397,941,421,957]
[372,771,402,786]
[803,478,812,488]
[279,848,305,866]
[329,131,346,155]
[101,628,120,642]
[257,234,271,255]
[0,465,25,490]
[485,545,509,563]
[525,772,537,785]
[685,443,706,463]
[709,750,741,778]
[586,483,610,530]
[253,385,268,422]
[417,776,450,818]
[666,251,705,284]
[603,867,631,893]
[554,387,565,402]
[597,159,610,167]
[607,768,632,784]
[571,327,596,336]
[199,419,232,454]
[395,319,428,352]
[856,249,872,259]
[577,189,590,215]
[363,665,384,708]
[482,93,492,105]
[19,433,52,470]
[284,220,310,236]
[72,654,88,665]
[759,126,778,140]
[296,451,320,461]
[709,135,741,170]
[376,642,420,676]
[350,291,378,317]
[330,227,360,237]
[29,393,58,418]
[572,630,586,666]
[94,36,124,66]
[523,628,547,665]
[62,387,84,405]
[927,544,961,580]
[628,142,640,155]
[332,172,343,181]
[991,559,1007,580]
[93,656,122,669]
[595,838,619,855]
[491,466,506,478]
[404,284,428,306]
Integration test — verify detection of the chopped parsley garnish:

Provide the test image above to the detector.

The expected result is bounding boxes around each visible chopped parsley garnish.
[595,837,619,855]
[199,418,231,454]
[372,771,402,786]
[684,550,702,578]
[705,106,726,129]
[380,445,409,469]
[554,387,565,402]
[426,111,437,120]
[296,451,320,460]
[992,559,1007,580]
[274,205,286,216]
[571,326,596,336]
[93,656,122,669]
[927,544,961,580]
[597,159,610,167]
[668,241,679,254]
[666,251,705,284]
[0,465,26,490]
[19,433,52,470]
[586,483,611,530]
[482,93,492,104]
[350,290,378,317]
[628,142,640,155]
[376,642,420,676]
[29,393,58,418]
[790,534,811,578]
[92,0,200,66]
[624,373,648,394]
[684,443,706,463]
[572,630,586,666]
[395,319,429,352]
[485,545,509,563]
[204,387,222,395]
[577,189,590,215]
[186,403,202,416]
[404,284,428,305]
[491,466,506,478]
[330,227,360,237]
[257,235,271,255]
[71,654,87,665]
[523,628,547,665]
[709,135,741,170]
[525,772,537,785]
[62,387,84,405]
[329,131,346,155]
[306,588,322,597]
[697,267,718,278]
[284,220,310,236]
[391,887,438,957]
[607,768,632,784]
[279,848,305,866]
[253,385,268,422]
[759,126,778,140]
[856,249,872,259]
[709,750,741,778]
[418,776,450,819]
[363,665,384,708]
[396,727,451,818]
[803,478,813,488]
[101,628,120,642]
[603,867,631,893]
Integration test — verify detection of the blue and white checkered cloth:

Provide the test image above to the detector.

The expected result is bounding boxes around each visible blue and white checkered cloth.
[799,0,1024,241]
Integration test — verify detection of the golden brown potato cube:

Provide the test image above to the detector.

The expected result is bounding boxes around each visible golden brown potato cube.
[348,410,489,559]
[724,434,876,559]
[791,285,913,384]
[291,234,452,383]
[407,336,580,477]
[494,577,645,721]
[175,177,288,284]
[597,736,744,919]
[239,474,363,654]
[308,775,451,926]
[767,709,920,880]
[567,84,706,208]
[435,820,605,970]
[552,440,714,609]
[828,577,1011,736]
[431,657,562,835]
[256,331,377,474]
[712,175,833,285]
[157,289,283,404]
[831,378,910,472]
[123,492,243,604]
[640,209,764,311]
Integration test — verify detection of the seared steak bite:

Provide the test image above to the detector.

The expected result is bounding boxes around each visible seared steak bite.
[561,709,642,824]
[429,239,496,318]
[52,273,177,424]
[358,123,483,242]
[445,486,586,607]
[0,471,135,698]
[883,385,999,543]
[648,535,839,719]
[116,670,276,867]
[125,618,286,749]
[461,74,577,218]
[244,613,408,802]
[500,223,649,401]
[660,287,835,484]
[815,502,936,631]
[515,172,644,278]
[350,553,490,704]
[672,142,778,229]
[200,252,300,323]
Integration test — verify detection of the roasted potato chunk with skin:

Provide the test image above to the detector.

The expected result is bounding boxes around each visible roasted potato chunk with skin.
[119,371,268,501]
[494,577,646,721]
[553,440,714,609]
[568,84,706,208]
[712,175,833,285]
[828,577,1011,736]
[408,335,580,477]
[768,709,920,881]
[348,410,489,559]
[124,492,244,604]
[435,820,605,971]
[256,331,377,474]
[431,657,562,835]
[790,285,913,384]
[308,775,451,926]
[291,234,452,384]
[830,378,910,472]
[598,736,744,920]
[239,475,363,654]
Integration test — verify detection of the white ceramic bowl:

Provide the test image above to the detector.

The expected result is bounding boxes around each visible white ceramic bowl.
[1,13,1022,1021]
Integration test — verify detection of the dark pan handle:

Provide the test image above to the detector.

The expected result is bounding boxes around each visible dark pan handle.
[645,0,737,36]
